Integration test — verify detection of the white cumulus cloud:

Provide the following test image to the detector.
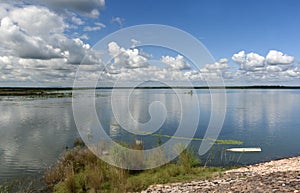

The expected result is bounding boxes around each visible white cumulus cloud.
[0,16,63,59]
[231,50,299,82]
[266,50,294,65]
[232,50,246,64]
[203,58,230,71]
[0,4,100,64]
[232,51,265,71]
[161,55,191,70]
[0,3,103,85]
[108,42,148,69]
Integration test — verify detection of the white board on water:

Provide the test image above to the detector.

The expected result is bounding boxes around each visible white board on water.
[226,147,262,152]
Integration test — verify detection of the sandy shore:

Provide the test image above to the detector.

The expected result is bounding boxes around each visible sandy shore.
[142,156,300,192]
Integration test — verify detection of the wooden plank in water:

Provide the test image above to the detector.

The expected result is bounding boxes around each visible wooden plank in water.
[226,147,262,152]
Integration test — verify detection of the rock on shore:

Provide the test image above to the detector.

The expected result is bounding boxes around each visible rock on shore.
[142,156,300,193]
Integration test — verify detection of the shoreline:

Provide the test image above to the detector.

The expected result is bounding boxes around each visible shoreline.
[143,156,300,192]
[1,154,300,192]
[0,88,72,96]
[0,85,300,95]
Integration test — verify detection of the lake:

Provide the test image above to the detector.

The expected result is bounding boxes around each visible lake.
[1,89,300,182]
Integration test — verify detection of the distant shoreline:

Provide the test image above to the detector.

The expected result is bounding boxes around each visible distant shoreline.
[0,88,72,96]
[0,85,300,96]
[1,85,300,90]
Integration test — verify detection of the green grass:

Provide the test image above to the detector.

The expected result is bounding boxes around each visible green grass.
[0,178,41,193]
[44,143,228,193]
[126,164,224,192]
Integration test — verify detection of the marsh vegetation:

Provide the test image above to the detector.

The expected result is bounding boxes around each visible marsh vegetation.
[44,140,227,193]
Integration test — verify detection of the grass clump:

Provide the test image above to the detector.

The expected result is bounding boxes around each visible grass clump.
[176,144,200,171]
[0,178,41,193]
[45,146,130,193]
[44,142,227,193]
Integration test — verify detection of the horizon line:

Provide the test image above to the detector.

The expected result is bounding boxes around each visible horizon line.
[1,85,300,90]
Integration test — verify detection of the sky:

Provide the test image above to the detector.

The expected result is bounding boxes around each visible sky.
[1,0,300,86]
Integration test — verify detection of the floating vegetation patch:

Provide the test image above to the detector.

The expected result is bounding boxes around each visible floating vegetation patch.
[125,129,243,145]
[214,139,243,145]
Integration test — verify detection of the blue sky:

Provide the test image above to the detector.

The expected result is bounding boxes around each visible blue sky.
[0,0,300,86]
[96,0,300,60]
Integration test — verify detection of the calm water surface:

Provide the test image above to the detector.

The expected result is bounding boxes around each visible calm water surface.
[1,89,300,182]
